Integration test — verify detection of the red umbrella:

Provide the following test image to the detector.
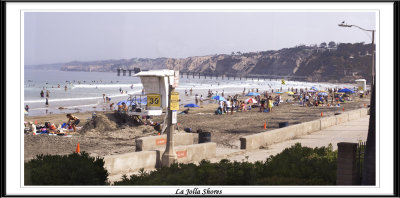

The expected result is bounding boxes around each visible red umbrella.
[245,98,257,103]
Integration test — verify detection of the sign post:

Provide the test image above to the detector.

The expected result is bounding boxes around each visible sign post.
[161,83,178,167]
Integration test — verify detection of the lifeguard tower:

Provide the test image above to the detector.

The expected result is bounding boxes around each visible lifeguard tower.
[133,69,180,167]
[126,69,178,116]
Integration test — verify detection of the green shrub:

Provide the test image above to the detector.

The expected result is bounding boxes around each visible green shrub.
[25,152,109,185]
[114,143,337,185]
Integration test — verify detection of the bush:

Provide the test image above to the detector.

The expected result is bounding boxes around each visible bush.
[25,152,109,185]
[114,143,337,185]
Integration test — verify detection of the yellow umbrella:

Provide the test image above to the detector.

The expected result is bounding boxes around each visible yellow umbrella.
[286,91,294,95]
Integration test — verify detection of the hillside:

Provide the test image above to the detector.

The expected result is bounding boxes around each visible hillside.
[27,43,374,83]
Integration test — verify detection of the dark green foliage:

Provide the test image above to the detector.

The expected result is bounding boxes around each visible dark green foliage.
[25,152,109,185]
[114,143,337,185]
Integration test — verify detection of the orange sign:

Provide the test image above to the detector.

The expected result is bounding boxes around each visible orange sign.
[176,150,187,158]
[156,138,167,145]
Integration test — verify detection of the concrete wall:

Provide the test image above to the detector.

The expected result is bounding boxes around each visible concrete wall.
[241,120,321,150]
[348,109,361,121]
[336,112,349,125]
[104,151,159,176]
[321,116,337,129]
[135,133,197,151]
[175,142,217,163]
[104,142,217,176]
[241,108,368,150]
[360,108,368,116]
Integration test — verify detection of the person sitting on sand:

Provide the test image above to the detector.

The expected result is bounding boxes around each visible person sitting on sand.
[122,102,128,112]
[28,121,37,135]
[179,108,190,114]
[66,113,80,132]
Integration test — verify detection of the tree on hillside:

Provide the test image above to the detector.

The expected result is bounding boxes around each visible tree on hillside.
[328,41,336,48]
[320,42,327,48]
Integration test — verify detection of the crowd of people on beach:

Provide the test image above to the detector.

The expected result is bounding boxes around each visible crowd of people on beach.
[189,85,366,116]
[24,113,81,136]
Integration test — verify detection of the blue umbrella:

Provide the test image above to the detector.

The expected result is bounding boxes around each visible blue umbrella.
[245,92,260,96]
[338,88,355,94]
[135,97,147,104]
[275,92,283,94]
[311,86,319,91]
[184,103,200,108]
[117,100,127,105]
[317,92,328,96]
[212,95,226,101]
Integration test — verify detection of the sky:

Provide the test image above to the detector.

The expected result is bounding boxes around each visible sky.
[24,12,376,65]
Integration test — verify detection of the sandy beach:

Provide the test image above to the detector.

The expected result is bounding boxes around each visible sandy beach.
[24,92,370,162]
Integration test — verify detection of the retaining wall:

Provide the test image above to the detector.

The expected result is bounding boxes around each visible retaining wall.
[241,120,320,150]
[240,108,368,150]
[135,133,197,151]
[104,151,160,176]
[321,116,337,129]
[104,142,216,176]
[348,109,361,121]
[174,142,217,163]
[336,113,349,124]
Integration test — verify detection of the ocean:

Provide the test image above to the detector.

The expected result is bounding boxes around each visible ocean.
[24,69,356,116]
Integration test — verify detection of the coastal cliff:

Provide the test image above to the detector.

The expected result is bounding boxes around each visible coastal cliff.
[26,42,373,83]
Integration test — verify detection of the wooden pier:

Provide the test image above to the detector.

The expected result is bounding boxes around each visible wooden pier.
[117,68,307,81]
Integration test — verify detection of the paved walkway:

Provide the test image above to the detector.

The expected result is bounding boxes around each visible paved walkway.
[211,115,370,163]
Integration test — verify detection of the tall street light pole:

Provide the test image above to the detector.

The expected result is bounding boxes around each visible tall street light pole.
[338,22,375,86]
[338,22,376,185]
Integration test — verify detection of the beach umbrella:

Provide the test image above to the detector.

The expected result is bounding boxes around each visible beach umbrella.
[212,95,226,101]
[184,103,200,108]
[117,100,126,105]
[311,86,319,91]
[275,92,283,94]
[245,98,257,103]
[307,90,316,92]
[317,92,328,96]
[245,92,260,96]
[338,88,355,94]
[286,91,294,95]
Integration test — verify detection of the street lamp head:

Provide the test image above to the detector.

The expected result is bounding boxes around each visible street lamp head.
[338,23,352,28]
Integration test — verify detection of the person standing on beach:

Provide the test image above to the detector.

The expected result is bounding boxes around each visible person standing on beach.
[45,97,49,106]
[103,94,106,103]
[195,94,198,105]
[200,95,204,107]
[46,90,50,98]
[64,85,67,92]
[40,90,44,98]
[66,114,80,132]
[25,105,29,112]
[268,96,273,112]
[190,88,193,96]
